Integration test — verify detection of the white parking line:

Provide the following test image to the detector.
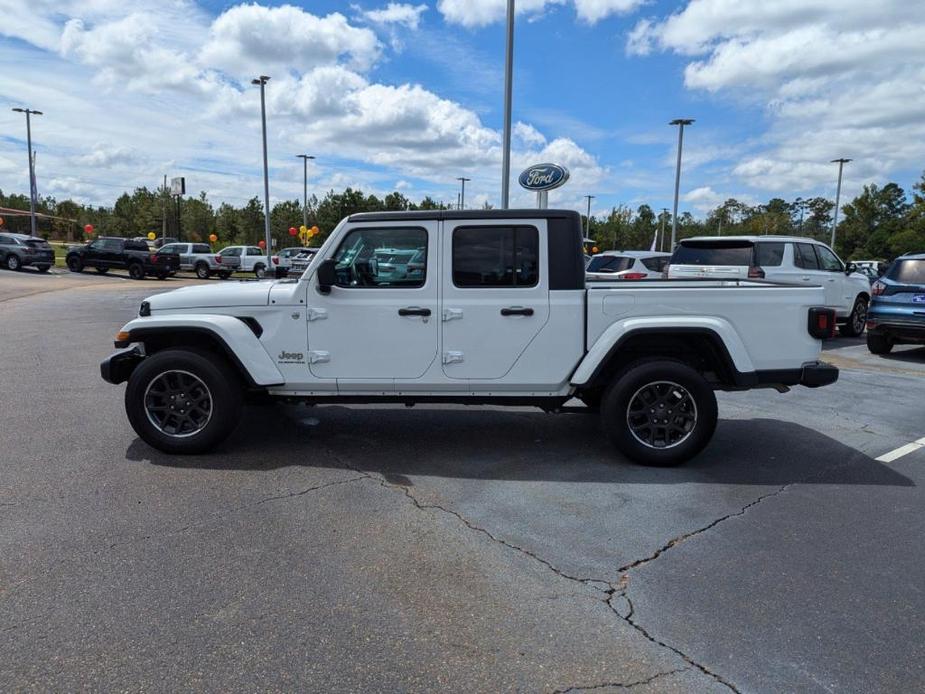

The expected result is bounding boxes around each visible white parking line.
[876,437,925,463]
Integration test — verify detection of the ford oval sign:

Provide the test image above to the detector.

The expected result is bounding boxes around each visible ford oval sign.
[518,163,570,192]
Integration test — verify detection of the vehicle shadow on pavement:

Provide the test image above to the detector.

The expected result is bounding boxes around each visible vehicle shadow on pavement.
[124,405,913,489]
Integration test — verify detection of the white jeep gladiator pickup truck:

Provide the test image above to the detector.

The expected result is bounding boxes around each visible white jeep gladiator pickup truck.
[101,210,838,466]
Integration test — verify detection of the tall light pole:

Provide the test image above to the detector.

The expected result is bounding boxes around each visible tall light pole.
[831,158,851,248]
[500,0,515,209]
[583,195,595,237]
[251,76,272,263]
[669,118,694,249]
[296,154,315,229]
[456,177,471,209]
[659,208,668,252]
[12,107,42,237]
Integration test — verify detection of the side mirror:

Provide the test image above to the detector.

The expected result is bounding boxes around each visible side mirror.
[845,262,856,275]
[316,258,337,294]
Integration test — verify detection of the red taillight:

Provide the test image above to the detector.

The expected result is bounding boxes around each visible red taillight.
[620,272,647,280]
[747,266,765,279]
[271,256,279,265]
[215,254,222,264]
[872,280,886,296]
[150,254,157,263]
[808,307,836,339]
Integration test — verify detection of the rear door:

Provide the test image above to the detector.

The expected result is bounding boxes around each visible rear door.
[668,240,753,279]
[441,219,549,380]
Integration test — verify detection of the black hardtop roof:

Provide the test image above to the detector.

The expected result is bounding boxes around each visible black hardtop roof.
[347,208,581,223]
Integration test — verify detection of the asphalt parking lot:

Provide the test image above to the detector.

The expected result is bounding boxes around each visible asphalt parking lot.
[2,271,924,692]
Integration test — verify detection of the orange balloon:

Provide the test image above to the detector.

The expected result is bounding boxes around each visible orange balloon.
[209,233,218,243]
[311,226,319,234]
[591,246,599,253]
[258,239,266,249]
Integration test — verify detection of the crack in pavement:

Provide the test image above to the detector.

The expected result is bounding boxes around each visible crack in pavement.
[552,667,689,692]
[341,458,743,693]
[257,474,370,504]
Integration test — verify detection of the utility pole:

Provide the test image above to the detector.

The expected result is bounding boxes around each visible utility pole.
[669,118,694,250]
[583,195,595,238]
[457,177,471,209]
[296,154,315,229]
[12,107,42,237]
[161,174,167,241]
[831,158,851,248]
[252,76,273,261]
[500,0,515,209]
[659,208,668,252]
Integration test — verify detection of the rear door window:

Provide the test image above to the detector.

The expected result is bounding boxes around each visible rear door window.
[641,256,669,272]
[672,241,754,266]
[587,255,633,273]
[887,260,925,285]
[192,244,211,253]
[755,243,785,267]
[794,243,820,270]
[452,226,539,287]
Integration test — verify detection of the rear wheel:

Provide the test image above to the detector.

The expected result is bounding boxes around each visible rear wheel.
[66,255,83,273]
[218,271,232,280]
[6,254,21,271]
[194,262,210,280]
[254,263,266,279]
[124,349,243,454]
[867,333,893,355]
[37,265,50,273]
[601,359,717,466]
[839,296,868,337]
[95,266,109,274]
[128,262,145,280]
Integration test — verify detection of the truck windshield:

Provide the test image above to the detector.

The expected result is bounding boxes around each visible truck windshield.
[672,241,754,266]
[587,255,633,273]
[887,259,925,285]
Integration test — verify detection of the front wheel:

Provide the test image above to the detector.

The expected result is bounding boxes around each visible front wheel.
[601,359,718,466]
[867,333,893,355]
[127,262,145,280]
[194,262,210,280]
[839,296,868,337]
[37,265,51,273]
[254,263,266,279]
[124,349,243,454]
[218,271,232,280]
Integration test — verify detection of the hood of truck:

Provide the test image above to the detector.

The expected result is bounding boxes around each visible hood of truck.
[146,280,275,311]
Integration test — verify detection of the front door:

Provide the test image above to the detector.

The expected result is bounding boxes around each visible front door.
[813,244,851,312]
[306,222,438,385]
[441,219,549,380]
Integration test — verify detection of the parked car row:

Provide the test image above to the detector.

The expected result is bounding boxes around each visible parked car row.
[58,237,319,281]
[586,235,871,339]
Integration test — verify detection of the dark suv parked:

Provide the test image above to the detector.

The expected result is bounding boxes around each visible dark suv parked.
[0,232,54,272]
[66,237,180,280]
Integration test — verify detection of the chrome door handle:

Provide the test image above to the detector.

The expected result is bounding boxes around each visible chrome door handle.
[500,306,534,316]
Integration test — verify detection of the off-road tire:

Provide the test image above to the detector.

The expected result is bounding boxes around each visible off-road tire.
[124,349,243,454]
[601,359,718,466]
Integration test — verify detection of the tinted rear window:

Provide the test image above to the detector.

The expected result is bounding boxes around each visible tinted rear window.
[587,255,634,273]
[125,240,148,251]
[192,244,211,253]
[755,242,784,267]
[24,239,51,249]
[887,259,925,285]
[672,241,754,266]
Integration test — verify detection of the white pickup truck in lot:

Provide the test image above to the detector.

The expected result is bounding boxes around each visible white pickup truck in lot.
[101,210,838,466]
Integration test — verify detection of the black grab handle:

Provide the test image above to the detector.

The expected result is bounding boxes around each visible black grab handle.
[500,307,534,316]
[398,307,432,317]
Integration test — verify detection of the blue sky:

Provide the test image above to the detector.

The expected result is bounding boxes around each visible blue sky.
[1,0,923,219]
